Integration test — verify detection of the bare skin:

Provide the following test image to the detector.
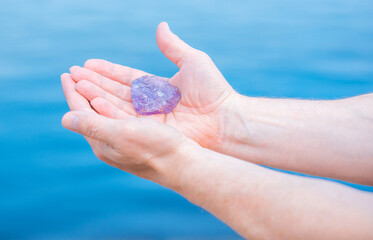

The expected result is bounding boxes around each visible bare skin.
[61,22,373,239]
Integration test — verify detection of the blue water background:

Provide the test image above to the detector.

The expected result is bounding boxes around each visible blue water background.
[0,0,373,239]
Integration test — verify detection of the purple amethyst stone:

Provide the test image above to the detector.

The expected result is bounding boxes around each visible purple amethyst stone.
[131,75,181,115]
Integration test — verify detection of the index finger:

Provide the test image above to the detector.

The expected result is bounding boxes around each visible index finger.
[84,59,148,86]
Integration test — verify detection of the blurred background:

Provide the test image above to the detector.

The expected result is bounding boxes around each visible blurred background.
[0,0,373,239]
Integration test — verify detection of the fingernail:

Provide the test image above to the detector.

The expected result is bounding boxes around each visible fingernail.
[62,113,80,131]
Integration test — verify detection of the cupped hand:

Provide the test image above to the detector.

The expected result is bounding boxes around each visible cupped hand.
[61,73,191,182]
[68,22,238,149]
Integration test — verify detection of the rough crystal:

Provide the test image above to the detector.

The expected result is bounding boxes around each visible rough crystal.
[131,75,181,115]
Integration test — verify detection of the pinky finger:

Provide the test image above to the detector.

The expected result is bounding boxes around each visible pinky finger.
[90,97,132,119]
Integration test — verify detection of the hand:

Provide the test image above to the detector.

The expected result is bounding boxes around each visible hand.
[68,22,238,149]
[61,73,191,183]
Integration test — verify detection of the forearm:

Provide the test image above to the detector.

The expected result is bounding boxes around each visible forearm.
[158,142,373,239]
[218,93,373,185]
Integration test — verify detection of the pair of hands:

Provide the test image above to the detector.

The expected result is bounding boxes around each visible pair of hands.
[62,22,238,180]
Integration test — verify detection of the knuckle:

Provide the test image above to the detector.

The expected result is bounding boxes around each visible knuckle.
[116,86,126,99]
[197,50,211,60]
[98,74,105,86]
[117,98,125,109]
[86,122,101,139]
[123,120,139,134]
[188,50,211,63]
[90,97,102,106]
[76,79,87,86]
[77,80,93,90]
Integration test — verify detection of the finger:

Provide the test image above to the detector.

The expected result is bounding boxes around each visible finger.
[61,73,94,112]
[69,66,132,102]
[84,59,148,86]
[62,111,118,144]
[156,22,199,68]
[90,97,131,119]
[75,80,137,116]
[61,73,101,148]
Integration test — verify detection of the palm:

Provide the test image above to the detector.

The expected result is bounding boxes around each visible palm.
[167,59,234,147]
[70,56,234,148]
[68,22,236,148]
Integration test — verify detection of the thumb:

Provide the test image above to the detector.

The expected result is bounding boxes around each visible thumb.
[62,111,117,144]
[156,22,197,68]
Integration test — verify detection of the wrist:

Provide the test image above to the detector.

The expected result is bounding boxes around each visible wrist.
[148,138,202,191]
[216,93,257,159]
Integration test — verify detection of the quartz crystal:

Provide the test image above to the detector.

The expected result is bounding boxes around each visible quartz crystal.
[131,75,181,115]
